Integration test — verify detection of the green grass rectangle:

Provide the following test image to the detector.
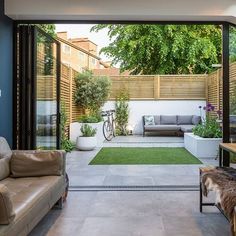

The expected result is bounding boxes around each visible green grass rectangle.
[89,147,202,165]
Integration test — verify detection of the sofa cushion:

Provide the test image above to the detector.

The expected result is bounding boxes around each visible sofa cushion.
[160,115,177,125]
[0,137,12,181]
[0,157,11,181]
[154,116,160,125]
[144,125,180,131]
[0,176,65,236]
[0,184,15,225]
[0,137,12,159]
[144,116,155,125]
[192,115,201,125]
[10,151,63,177]
[177,115,193,125]
[180,125,195,132]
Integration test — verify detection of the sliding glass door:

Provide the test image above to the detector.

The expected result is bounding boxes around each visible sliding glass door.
[14,25,61,150]
[229,25,236,143]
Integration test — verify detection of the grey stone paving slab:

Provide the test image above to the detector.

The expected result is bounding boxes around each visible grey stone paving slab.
[30,191,229,236]
[69,175,106,186]
[103,175,155,185]
[78,216,165,236]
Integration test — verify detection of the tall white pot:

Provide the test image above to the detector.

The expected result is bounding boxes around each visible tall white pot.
[70,122,104,147]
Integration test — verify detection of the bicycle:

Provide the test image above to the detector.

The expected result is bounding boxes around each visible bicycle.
[101,109,116,141]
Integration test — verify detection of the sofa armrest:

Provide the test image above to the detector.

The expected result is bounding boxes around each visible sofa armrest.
[11,150,66,177]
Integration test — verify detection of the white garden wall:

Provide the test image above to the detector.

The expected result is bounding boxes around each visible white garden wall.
[102,100,206,135]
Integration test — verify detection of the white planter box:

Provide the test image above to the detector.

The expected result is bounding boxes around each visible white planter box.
[184,133,222,159]
[70,122,104,147]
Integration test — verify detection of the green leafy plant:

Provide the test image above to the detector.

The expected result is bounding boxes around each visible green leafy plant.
[115,90,129,135]
[80,124,97,137]
[60,102,75,152]
[91,24,224,74]
[74,70,111,115]
[193,103,222,138]
[78,113,102,123]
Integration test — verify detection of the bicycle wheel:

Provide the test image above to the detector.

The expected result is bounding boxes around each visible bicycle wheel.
[103,120,113,141]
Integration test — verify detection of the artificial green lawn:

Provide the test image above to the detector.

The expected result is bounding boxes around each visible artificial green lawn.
[89,147,202,165]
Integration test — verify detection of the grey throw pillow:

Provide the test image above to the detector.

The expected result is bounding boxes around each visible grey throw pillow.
[192,115,201,125]
[144,116,155,125]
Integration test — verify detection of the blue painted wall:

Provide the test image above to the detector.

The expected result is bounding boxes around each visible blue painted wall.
[0,1,13,146]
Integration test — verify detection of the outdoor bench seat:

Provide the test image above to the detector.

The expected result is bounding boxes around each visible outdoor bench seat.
[142,115,201,136]
[144,125,180,131]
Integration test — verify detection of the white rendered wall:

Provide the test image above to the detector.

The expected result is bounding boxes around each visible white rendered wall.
[103,100,206,135]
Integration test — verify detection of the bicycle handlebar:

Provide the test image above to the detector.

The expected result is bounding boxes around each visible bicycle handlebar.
[101,109,115,116]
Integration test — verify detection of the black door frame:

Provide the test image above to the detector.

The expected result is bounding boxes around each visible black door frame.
[13,25,61,150]
[13,20,235,165]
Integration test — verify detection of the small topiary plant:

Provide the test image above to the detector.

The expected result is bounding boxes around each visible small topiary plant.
[80,124,97,137]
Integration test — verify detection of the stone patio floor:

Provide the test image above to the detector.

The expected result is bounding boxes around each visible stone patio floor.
[29,136,229,236]
[30,191,229,236]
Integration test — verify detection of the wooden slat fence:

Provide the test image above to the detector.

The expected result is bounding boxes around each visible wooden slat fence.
[109,74,207,100]
[206,62,236,117]
[37,61,236,134]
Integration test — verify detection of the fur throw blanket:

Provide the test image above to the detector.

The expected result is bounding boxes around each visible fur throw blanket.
[201,166,236,235]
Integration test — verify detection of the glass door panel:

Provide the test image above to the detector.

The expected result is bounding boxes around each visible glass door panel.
[229,25,236,142]
[36,28,60,149]
[14,25,60,150]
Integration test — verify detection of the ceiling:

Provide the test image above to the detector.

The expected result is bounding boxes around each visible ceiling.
[5,0,236,24]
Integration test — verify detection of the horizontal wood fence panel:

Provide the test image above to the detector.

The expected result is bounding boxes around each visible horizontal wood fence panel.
[109,75,207,100]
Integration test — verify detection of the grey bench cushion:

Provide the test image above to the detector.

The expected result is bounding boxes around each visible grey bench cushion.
[144,125,180,131]
[177,115,193,125]
[160,115,177,125]
[180,125,195,132]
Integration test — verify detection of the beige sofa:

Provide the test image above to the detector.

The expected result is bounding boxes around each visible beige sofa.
[0,137,66,236]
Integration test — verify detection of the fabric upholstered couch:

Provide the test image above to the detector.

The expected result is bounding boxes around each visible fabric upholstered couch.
[0,137,66,236]
[143,115,201,136]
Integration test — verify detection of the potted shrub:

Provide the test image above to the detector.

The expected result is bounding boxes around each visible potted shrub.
[76,124,97,151]
[184,103,222,158]
[70,70,111,146]
[115,90,130,135]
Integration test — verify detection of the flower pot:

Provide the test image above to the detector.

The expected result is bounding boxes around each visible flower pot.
[70,122,104,147]
[76,136,97,151]
[184,133,222,159]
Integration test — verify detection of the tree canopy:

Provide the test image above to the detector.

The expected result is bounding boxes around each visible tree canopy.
[38,24,56,37]
[91,24,223,75]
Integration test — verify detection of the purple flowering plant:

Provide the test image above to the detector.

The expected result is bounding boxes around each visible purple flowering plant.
[193,103,222,138]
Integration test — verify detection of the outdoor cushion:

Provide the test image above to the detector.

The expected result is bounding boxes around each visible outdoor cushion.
[144,125,180,131]
[177,115,193,125]
[144,116,155,125]
[0,184,15,225]
[180,125,194,132]
[192,115,201,125]
[10,151,64,177]
[154,115,160,125]
[160,115,177,125]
